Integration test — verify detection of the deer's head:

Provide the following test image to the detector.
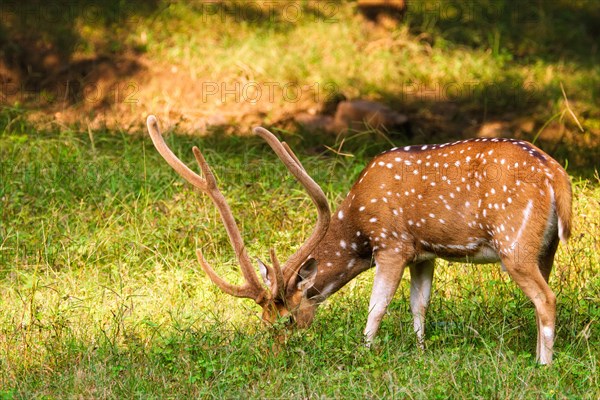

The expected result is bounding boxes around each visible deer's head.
[146,116,329,328]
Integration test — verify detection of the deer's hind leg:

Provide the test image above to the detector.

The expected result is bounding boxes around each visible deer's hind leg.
[501,247,557,365]
[409,259,435,348]
[539,235,560,283]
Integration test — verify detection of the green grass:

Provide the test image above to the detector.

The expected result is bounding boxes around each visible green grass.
[1,107,599,398]
[1,0,600,397]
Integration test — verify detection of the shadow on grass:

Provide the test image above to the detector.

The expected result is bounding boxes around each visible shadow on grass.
[405,0,599,66]
[0,0,160,106]
[183,0,336,29]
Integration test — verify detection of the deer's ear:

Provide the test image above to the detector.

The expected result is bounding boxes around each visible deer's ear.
[296,258,318,293]
[257,258,270,286]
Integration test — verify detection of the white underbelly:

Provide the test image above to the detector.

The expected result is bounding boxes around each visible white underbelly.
[441,245,501,264]
[414,243,501,265]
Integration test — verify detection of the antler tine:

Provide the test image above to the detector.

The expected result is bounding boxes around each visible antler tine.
[196,249,246,297]
[253,127,331,284]
[268,248,285,297]
[196,250,262,299]
[147,115,266,303]
[146,116,207,191]
[282,142,306,172]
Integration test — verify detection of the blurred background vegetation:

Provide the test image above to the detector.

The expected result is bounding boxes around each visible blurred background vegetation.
[0,0,598,168]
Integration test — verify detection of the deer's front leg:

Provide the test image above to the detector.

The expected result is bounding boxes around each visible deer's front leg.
[409,259,435,348]
[364,250,409,345]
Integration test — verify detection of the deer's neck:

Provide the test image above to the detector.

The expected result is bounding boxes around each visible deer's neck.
[307,197,374,301]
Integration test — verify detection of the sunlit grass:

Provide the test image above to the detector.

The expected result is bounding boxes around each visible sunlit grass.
[1,114,599,397]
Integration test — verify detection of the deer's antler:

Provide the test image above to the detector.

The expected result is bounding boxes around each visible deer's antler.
[252,127,331,288]
[146,116,330,305]
[147,116,270,303]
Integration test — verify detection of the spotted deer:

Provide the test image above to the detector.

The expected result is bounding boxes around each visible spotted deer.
[147,115,571,365]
